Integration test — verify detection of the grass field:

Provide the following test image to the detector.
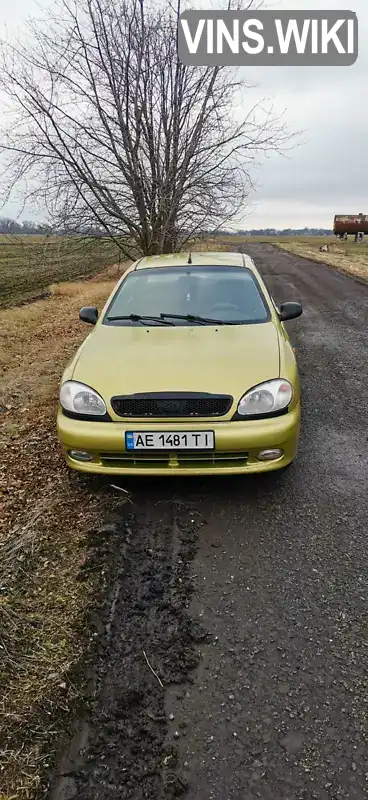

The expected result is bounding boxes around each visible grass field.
[0,234,125,309]
[1,234,367,312]
[212,234,368,281]
[273,236,368,281]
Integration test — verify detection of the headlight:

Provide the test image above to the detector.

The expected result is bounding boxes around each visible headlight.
[237,379,292,416]
[60,381,107,416]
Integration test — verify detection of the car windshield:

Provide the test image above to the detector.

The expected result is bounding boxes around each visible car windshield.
[103,266,270,326]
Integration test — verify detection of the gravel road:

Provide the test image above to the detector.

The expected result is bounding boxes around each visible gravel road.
[50,244,368,800]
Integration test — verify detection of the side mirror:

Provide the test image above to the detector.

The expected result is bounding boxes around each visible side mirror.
[79,306,98,325]
[279,302,303,322]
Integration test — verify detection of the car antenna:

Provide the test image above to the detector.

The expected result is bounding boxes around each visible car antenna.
[187,252,192,264]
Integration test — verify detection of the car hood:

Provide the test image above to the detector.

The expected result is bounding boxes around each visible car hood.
[72,322,280,404]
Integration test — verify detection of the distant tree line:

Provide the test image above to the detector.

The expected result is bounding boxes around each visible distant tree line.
[242,228,333,236]
[0,217,52,235]
[0,217,129,238]
[0,218,333,239]
[210,228,333,237]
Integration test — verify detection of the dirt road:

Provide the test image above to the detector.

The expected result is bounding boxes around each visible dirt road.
[50,245,368,800]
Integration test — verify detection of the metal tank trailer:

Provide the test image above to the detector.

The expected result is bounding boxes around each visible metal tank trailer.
[333,214,367,242]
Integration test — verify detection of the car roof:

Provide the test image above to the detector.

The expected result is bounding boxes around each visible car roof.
[133,251,256,271]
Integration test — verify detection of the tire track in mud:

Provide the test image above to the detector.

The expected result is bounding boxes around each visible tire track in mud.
[49,486,207,800]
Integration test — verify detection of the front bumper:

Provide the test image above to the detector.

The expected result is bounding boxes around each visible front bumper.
[57,404,301,476]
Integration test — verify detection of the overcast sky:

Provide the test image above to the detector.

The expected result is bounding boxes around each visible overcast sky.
[243,0,367,228]
[0,0,366,229]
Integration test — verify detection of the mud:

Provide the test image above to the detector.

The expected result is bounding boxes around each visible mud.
[49,491,207,800]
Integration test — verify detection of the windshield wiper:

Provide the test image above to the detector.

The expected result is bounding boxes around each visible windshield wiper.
[106,314,175,325]
[159,313,226,325]
[106,312,235,326]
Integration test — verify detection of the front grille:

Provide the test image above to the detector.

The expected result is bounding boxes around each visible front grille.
[111,393,233,418]
[99,451,248,469]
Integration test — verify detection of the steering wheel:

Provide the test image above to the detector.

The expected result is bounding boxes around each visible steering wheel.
[208,302,240,313]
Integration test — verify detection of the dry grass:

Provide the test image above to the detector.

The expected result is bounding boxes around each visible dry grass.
[0,267,127,799]
[0,488,101,798]
[49,279,115,297]
[0,265,130,426]
[274,237,368,281]
[199,233,368,282]
[190,237,231,252]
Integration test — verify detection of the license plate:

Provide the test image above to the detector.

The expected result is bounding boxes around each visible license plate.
[125,431,215,450]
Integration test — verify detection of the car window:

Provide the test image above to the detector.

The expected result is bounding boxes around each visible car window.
[103,266,271,325]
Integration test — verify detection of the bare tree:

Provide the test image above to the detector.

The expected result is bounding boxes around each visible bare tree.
[0,0,292,258]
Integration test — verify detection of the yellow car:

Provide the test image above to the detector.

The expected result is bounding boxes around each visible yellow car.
[57,251,302,476]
